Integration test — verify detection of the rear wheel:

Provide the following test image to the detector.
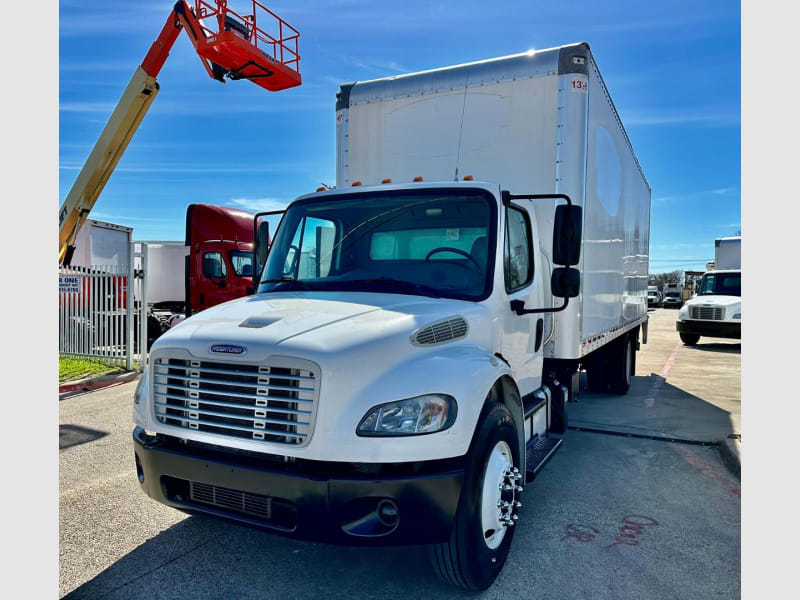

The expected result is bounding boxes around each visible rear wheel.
[429,401,521,590]
[680,333,700,346]
[608,335,634,395]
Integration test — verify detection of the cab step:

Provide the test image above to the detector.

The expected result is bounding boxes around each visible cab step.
[525,435,562,483]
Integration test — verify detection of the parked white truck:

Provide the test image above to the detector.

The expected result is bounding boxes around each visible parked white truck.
[662,282,683,308]
[647,285,662,307]
[676,237,741,345]
[133,43,651,590]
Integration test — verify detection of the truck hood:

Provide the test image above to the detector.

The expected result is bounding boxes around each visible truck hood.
[155,291,488,359]
[686,295,741,307]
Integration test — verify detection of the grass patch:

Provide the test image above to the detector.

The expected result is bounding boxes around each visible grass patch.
[59,355,126,383]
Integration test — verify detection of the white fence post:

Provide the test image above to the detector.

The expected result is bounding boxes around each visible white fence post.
[138,243,148,372]
[126,243,134,371]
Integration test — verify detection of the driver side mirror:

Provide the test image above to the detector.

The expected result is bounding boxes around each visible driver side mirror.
[551,267,580,298]
[553,204,582,266]
[255,221,270,280]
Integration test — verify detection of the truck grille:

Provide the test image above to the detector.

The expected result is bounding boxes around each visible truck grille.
[151,357,318,446]
[190,480,272,520]
[690,306,723,320]
[161,476,297,530]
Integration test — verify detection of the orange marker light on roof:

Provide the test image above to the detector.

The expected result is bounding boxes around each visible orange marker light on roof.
[413,176,424,182]
[352,181,362,186]
[463,175,474,181]
[315,186,326,192]
[381,178,392,184]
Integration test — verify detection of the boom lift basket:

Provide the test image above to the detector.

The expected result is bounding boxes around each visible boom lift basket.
[190,0,301,91]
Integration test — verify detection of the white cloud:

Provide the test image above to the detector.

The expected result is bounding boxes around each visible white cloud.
[622,110,740,127]
[91,212,172,223]
[712,187,738,196]
[228,197,289,212]
[653,187,740,204]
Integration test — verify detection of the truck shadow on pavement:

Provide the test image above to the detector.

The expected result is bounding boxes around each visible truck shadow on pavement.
[59,424,108,450]
[64,513,468,600]
[571,373,738,443]
[685,342,740,354]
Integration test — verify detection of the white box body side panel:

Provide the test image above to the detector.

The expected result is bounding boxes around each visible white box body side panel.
[342,76,560,192]
[579,58,650,353]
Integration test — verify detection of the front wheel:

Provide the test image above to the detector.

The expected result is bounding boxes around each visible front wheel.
[429,401,522,590]
[680,332,700,346]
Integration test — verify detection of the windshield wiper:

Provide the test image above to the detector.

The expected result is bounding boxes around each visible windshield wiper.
[337,278,442,298]
[260,277,310,289]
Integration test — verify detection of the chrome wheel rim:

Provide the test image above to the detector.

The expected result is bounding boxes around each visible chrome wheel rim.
[480,440,521,550]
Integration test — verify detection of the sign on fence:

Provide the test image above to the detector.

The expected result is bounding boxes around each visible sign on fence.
[59,274,81,294]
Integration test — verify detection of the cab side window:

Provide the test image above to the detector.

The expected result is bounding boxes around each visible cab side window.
[202,252,227,279]
[504,207,533,292]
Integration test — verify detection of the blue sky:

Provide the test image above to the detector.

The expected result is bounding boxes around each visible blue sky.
[59,0,740,273]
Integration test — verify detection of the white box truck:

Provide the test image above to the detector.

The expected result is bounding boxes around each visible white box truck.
[647,285,662,307]
[662,282,683,308]
[133,43,651,590]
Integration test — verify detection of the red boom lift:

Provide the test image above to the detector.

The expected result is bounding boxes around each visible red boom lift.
[58,0,301,264]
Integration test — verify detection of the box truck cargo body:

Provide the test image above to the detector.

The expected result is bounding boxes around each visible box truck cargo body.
[336,43,650,359]
[134,43,651,590]
[714,236,741,270]
[69,219,132,270]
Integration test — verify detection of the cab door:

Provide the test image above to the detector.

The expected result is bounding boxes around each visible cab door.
[500,201,545,398]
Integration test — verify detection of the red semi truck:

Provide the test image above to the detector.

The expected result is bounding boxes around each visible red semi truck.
[143,203,271,347]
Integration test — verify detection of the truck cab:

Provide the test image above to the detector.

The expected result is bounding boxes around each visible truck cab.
[676,269,741,345]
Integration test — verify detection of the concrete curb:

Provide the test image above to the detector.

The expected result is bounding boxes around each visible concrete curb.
[718,436,741,479]
[59,371,140,397]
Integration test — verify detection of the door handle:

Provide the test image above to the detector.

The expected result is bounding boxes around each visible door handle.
[535,318,544,352]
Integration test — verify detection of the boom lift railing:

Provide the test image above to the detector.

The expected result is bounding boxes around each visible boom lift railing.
[58,1,301,265]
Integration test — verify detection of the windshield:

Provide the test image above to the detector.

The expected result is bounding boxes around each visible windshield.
[258,189,497,301]
[698,272,741,296]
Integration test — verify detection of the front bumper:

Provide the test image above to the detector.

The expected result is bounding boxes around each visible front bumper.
[676,320,741,339]
[133,427,463,545]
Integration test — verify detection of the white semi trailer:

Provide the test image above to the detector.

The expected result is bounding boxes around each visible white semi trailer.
[133,43,651,590]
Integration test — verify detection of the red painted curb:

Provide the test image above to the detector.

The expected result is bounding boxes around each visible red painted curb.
[59,372,139,396]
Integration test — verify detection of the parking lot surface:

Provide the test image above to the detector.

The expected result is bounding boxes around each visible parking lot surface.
[60,308,741,598]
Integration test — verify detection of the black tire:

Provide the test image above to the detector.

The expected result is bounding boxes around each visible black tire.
[429,400,520,591]
[608,334,634,395]
[680,333,700,346]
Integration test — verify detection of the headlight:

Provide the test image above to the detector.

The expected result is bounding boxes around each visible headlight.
[732,313,741,319]
[678,306,688,319]
[357,394,457,436]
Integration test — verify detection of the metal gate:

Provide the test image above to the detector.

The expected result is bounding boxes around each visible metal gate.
[58,242,148,371]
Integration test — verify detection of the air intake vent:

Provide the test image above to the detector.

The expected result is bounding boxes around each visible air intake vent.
[412,316,469,346]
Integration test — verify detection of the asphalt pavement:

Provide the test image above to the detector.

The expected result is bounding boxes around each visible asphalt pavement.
[59,308,741,598]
